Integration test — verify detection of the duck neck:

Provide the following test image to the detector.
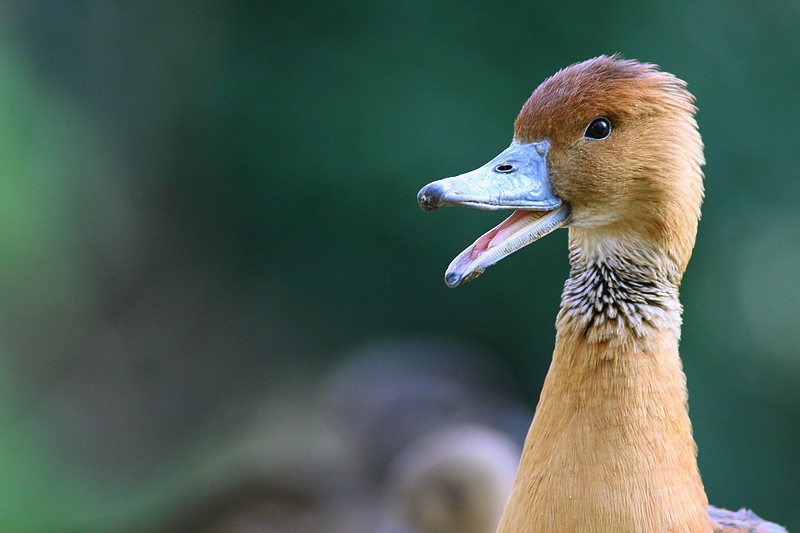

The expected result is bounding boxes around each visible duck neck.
[497,230,712,533]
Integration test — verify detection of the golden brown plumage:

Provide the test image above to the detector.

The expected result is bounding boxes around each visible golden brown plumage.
[514,57,704,276]
[418,56,787,532]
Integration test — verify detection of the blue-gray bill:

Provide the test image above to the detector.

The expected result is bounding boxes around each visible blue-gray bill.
[417,141,570,287]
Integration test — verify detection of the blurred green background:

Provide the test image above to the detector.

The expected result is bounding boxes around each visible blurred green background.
[0,1,798,531]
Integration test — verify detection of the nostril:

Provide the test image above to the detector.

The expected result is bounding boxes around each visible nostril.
[417,183,444,212]
[495,163,514,173]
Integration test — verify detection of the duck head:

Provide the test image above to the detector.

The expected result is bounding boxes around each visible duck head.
[418,55,704,287]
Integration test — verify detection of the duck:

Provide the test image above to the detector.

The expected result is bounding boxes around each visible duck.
[382,424,520,533]
[417,56,787,533]
[324,336,530,532]
[323,336,530,480]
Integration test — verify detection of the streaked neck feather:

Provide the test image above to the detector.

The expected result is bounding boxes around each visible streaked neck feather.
[496,231,712,533]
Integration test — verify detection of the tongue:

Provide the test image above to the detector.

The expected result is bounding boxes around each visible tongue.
[449,210,547,278]
[469,210,534,260]
[444,205,569,288]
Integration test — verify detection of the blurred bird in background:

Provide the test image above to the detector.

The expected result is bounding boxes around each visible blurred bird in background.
[162,337,525,532]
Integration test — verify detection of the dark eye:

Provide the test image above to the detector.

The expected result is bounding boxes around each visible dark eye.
[584,117,612,140]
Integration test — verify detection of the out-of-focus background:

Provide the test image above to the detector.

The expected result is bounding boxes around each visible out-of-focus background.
[0,1,798,531]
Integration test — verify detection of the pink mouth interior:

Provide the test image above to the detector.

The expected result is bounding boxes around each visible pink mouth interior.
[468,210,540,260]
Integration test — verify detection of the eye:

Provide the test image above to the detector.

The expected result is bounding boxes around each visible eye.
[584,117,612,140]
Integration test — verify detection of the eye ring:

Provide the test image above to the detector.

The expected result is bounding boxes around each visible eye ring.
[584,117,612,140]
[495,163,514,173]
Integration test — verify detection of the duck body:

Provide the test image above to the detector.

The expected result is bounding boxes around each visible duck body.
[417,56,787,532]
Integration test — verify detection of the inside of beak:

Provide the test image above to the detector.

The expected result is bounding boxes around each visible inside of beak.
[444,205,570,288]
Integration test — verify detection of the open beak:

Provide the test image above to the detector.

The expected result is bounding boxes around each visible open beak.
[417,140,570,287]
